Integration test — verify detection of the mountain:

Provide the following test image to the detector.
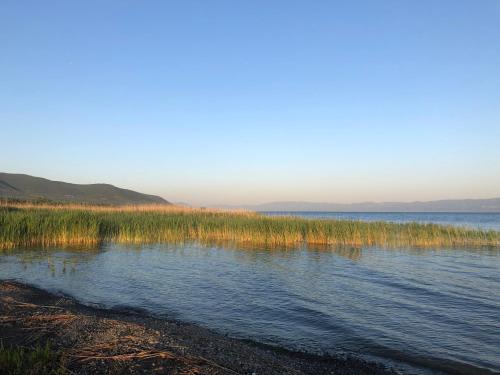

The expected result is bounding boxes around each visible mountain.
[0,173,169,205]
[215,198,500,213]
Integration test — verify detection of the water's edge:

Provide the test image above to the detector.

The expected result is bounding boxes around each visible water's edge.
[1,279,400,375]
[2,242,499,375]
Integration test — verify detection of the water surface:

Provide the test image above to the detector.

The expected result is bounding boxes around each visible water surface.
[1,243,499,374]
[262,212,500,231]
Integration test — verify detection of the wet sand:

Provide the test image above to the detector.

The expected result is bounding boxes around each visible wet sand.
[0,280,395,374]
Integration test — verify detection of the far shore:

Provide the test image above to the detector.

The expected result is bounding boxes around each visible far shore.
[0,280,394,375]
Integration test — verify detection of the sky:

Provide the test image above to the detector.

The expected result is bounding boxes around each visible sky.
[1,0,500,206]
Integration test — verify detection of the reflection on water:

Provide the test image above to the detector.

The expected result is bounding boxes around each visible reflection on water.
[1,243,499,375]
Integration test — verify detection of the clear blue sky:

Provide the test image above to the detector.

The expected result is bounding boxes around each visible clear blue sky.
[1,0,499,205]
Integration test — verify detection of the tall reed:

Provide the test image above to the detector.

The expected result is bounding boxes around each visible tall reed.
[1,204,499,249]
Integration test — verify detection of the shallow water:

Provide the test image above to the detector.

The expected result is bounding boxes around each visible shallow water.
[263,212,500,231]
[1,243,499,374]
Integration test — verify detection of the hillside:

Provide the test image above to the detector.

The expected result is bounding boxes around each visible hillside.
[0,173,169,205]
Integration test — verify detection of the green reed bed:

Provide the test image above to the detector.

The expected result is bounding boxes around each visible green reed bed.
[0,342,66,375]
[1,206,499,249]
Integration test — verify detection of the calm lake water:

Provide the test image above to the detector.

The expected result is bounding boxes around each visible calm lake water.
[262,212,500,231]
[1,242,499,375]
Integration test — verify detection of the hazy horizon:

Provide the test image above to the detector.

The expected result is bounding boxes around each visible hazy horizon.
[2,1,499,206]
[3,171,500,208]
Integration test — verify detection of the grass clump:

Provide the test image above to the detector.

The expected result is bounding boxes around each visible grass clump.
[0,342,66,375]
[0,203,499,249]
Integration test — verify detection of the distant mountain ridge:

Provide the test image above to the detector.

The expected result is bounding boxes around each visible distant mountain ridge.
[215,198,500,213]
[0,173,169,205]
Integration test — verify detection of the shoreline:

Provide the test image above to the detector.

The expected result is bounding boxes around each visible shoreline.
[0,280,395,374]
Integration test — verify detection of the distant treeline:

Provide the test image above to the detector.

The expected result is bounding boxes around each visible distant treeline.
[1,197,59,205]
[0,197,105,206]
[1,203,499,250]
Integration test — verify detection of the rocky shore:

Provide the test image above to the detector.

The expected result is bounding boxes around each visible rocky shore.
[0,280,395,374]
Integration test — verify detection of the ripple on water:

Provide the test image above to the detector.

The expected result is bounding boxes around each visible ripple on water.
[1,243,499,375]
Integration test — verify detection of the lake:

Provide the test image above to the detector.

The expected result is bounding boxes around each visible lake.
[1,212,499,374]
[262,211,500,231]
[1,241,499,374]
